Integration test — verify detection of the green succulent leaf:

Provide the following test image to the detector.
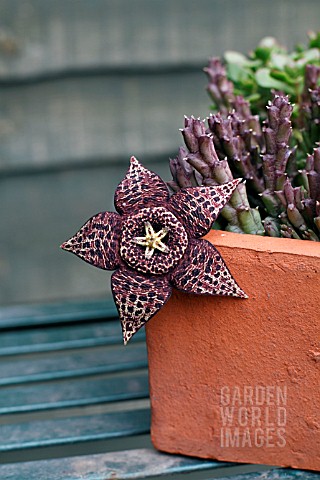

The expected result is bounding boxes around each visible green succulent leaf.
[308,31,320,49]
[253,37,284,63]
[255,68,295,94]
[295,48,320,65]
[224,51,249,65]
[270,53,289,70]
[270,69,302,86]
[284,63,303,78]
[227,63,251,83]
[246,93,261,103]
[254,46,273,63]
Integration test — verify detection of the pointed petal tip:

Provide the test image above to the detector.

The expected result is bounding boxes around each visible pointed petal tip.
[130,155,139,165]
[231,178,242,187]
[115,156,169,215]
[234,284,249,299]
[171,240,248,300]
[61,212,122,270]
[221,178,242,198]
[121,323,139,345]
[237,290,249,299]
[112,269,172,342]
[60,239,72,251]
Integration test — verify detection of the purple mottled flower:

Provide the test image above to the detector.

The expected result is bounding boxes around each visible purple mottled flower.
[61,157,247,344]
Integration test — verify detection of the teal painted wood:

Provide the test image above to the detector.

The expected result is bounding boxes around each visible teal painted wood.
[0,408,150,452]
[0,73,208,172]
[0,373,149,414]
[0,299,116,329]
[0,321,117,354]
[0,343,147,386]
[216,471,320,479]
[0,0,318,80]
[0,302,316,479]
[0,320,144,356]
[0,448,318,479]
[0,448,228,480]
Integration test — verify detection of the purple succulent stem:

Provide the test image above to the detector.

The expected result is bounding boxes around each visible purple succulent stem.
[263,216,281,237]
[301,64,320,106]
[296,147,320,228]
[279,218,301,239]
[171,116,264,235]
[315,200,320,233]
[261,94,294,216]
[232,96,264,147]
[168,147,199,191]
[204,57,235,114]
[207,112,265,195]
[275,177,320,241]
[299,65,320,150]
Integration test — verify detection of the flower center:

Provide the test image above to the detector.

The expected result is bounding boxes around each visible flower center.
[120,206,188,275]
[133,221,169,259]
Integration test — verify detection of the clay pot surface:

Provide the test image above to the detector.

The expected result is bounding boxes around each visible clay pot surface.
[146,230,320,471]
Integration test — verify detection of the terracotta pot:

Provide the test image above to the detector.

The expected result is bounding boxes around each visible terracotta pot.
[146,230,320,471]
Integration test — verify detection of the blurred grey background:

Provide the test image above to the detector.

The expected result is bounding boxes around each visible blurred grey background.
[1,0,319,306]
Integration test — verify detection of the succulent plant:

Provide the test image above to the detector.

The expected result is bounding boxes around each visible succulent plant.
[216,33,320,112]
[169,34,320,241]
[207,33,320,162]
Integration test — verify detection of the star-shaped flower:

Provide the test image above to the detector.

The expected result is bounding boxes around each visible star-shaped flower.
[61,157,247,344]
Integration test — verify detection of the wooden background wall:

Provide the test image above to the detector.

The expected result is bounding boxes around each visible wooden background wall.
[1,0,319,305]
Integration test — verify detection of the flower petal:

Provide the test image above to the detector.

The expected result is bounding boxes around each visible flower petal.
[171,239,247,298]
[168,180,241,238]
[61,212,122,270]
[111,268,172,344]
[114,156,170,215]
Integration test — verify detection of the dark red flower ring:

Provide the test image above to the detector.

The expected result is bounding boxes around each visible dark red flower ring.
[61,157,247,344]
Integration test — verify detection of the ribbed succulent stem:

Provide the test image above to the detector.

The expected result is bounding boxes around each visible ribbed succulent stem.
[314,200,320,233]
[275,177,320,241]
[168,147,199,191]
[208,111,265,195]
[263,216,281,237]
[261,94,294,216]
[170,116,264,235]
[204,58,235,115]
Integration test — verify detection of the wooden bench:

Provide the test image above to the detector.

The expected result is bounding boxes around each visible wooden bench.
[0,300,319,479]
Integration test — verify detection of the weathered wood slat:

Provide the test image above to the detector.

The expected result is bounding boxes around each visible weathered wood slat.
[0,73,207,171]
[0,321,118,355]
[0,408,150,452]
[0,299,116,329]
[0,373,148,414]
[0,456,317,480]
[0,299,316,479]
[216,471,320,479]
[0,448,229,479]
[1,447,318,479]
[0,344,147,386]
[0,0,317,80]
[0,321,145,356]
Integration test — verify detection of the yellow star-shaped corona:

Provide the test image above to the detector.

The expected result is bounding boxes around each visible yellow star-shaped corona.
[133,221,169,259]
